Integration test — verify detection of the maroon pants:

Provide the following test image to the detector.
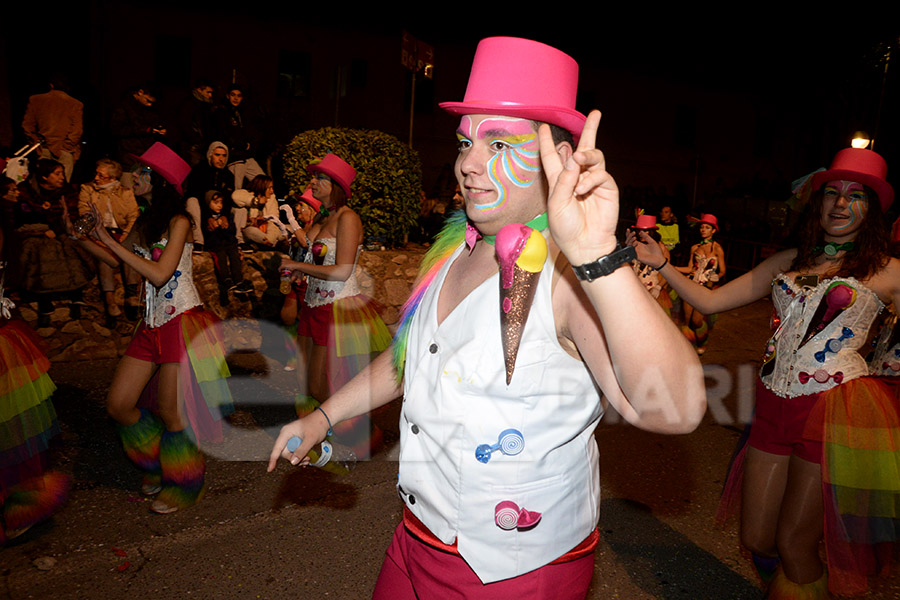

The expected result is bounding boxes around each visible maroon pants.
[372,523,594,600]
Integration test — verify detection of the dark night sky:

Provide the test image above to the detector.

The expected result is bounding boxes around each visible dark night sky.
[5,4,899,218]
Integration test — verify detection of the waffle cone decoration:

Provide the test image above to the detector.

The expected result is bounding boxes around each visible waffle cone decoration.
[495,224,548,384]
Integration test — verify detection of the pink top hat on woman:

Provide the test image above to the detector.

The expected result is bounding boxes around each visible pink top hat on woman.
[439,37,587,140]
[633,214,659,230]
[698,214,718,231]
[307,153,356,198]
[811,148,894,211]
[131,142,191,195]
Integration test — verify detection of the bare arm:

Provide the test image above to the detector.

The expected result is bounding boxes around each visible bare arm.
[629,228,794,314]
[280,210,360,282]
[540,112,705,433]
[267,349,402,470]
[94,214,192,288]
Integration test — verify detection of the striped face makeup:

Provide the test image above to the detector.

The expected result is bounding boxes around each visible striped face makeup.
[456,116,541,213]
[821,180,868,235]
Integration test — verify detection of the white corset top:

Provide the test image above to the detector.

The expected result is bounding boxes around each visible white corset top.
[303,237,362,307]
[134,239,202,328]
[760,274,883,397]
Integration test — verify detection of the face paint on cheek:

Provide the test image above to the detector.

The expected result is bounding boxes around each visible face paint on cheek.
[474,118,540,213]
[835,197,868,231]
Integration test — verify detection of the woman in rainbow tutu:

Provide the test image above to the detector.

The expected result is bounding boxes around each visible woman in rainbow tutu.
[72,144,232,514]
[629,148,900,598]
[280,154,391,458]
[0,241,69,544]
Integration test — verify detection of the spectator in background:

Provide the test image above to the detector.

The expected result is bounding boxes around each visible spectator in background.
[22,73,83,181]
[657,204,680,252]
[78,158,142,325]
[201,190,251,305]
[12,159,92,326]
[175,79,216,167]
[232,175,285,251]
[215,84,265,189]
[184,141,234,253]
[110,84,167,175]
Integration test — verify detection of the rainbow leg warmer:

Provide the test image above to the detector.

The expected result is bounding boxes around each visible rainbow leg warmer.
[694,318,710,351]
[155,429,205,511]
[765,568,827,600]
[118,409,162,491]
[2,472,70,537]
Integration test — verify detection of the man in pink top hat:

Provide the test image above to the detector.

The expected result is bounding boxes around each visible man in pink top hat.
[270,37,706,597]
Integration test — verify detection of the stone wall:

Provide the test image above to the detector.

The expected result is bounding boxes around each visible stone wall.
[20,247,427,361]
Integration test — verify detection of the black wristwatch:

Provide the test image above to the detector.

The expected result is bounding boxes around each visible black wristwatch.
[572,244,636,282]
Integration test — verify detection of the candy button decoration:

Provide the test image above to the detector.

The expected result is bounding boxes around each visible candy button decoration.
[494,501,542,531]
[798,370,844,385]
[475,429,525,463]
[814,327,854,362]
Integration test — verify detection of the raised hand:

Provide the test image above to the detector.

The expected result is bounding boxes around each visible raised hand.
[539,110,619,267]
[625,229,666,268]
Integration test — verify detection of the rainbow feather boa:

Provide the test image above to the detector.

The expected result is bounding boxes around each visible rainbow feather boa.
[392,210,468,382]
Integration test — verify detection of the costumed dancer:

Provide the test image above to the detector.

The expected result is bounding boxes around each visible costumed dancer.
[71,143,233,514]
[673,213,724,354]
[630,148,900,598]
[630,212,673,315]
[280,154,391,458]
[270,37,706,598]
[0,246,69,544]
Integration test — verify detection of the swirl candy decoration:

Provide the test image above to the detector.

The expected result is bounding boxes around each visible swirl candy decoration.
[475,428,525,463]
[494,500,542,530]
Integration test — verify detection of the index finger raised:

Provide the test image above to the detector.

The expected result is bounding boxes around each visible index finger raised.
[538,122,563,183]
[575,110,602,154]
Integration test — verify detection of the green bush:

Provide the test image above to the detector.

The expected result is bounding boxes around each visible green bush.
[282,127,422,246]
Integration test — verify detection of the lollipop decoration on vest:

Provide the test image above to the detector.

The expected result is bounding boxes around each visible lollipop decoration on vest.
[475,428,525,463]
[495,223,548,384]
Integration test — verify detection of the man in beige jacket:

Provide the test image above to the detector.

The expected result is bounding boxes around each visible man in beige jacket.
[22,74,83,181]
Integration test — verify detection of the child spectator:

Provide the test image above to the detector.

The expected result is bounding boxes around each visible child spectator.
[278,190,320,371]
[202,191,251,305]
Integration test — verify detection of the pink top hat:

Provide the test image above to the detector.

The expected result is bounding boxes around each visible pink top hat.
[698,214,718,231]
[131,142,190,195]
[811,148,894,211]
[439,37,587,140]
[633,214,658,230]
[307,153,356,199]
[298,187,322,212]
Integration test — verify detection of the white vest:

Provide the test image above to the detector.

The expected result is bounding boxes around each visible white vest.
[399,241,603,583]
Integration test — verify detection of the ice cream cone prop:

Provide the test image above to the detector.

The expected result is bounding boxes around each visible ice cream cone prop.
[495,224,548,384]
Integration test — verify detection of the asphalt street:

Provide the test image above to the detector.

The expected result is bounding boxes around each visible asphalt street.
[2,299,899,599]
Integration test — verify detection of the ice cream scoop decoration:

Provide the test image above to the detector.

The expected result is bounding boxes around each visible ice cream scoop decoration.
[495,224,547,384]
[311,241,328,265]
